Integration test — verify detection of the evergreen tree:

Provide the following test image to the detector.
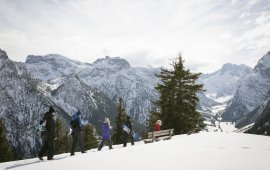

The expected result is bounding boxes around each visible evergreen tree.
[0,119,13,162]
[62,132,72,153]
[112,97,127,144]
[155,54,205,135]
[54,119,72,154]
[83,124,98,150]
[15,142,25,160]
[54,118,63,154]
[147,106,161,131]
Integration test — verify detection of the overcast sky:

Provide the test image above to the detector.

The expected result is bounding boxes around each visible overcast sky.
[0,0,269,73]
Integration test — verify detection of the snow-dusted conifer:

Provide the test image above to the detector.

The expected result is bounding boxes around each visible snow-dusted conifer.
[112,98,127,144]
[0,119,13,162]
[155,54,205,134]
[83,124,98,150]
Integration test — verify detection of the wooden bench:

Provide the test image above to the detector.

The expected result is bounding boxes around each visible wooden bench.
[143,129,174,143]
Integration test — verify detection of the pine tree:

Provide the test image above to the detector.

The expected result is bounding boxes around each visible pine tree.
[83,124,98,150]
[0,119,13,162]
[155,53,205,135]
[54,118,72,154]
[62,132,72,153]
[54,118,63,154]
[15,142,25,160]
[112,97,127,144]
[147,106,161,131]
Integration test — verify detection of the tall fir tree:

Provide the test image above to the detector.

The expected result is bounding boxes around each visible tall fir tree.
[62,132,72,153]
[83,124,98,150]
[112,97,127,144]
[0,119,13,162]
[147,106,161,131]
[155,54,205,135]
[15,142,25,160]
[54,118,72,154]
[54,118,67,154]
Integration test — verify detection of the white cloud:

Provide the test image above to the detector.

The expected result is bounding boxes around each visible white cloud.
[0,0,269,73]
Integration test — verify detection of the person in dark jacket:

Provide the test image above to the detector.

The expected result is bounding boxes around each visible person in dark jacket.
[38,106,56,161]
[70,110,85,156]
[98,117,113,151]
[123,116,134,147]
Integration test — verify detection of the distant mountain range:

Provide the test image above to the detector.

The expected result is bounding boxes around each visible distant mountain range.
[199,63,252,101]
[1,47,270,159]
[25,54,160,124]
[197,63,253,126]
[223,52,270,122]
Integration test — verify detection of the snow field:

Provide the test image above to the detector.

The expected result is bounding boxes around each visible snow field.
[1,132,270,170]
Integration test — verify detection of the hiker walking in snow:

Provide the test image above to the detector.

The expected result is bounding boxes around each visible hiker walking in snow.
[123,116,134,147]
[98,117,113,151]
[38,106,56,160]
[70,110,86,156]
[154,120,162,131]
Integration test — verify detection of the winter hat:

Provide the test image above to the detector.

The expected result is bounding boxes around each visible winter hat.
[76,110,81,115]
[105,117,110,123]
[48,106,55,113]
[157,120,162,125]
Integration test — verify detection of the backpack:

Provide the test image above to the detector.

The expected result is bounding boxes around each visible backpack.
[122,124,130,133]
[70,119,78,129]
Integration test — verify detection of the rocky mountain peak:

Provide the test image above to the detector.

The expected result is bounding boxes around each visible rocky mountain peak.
[219,63,252,76]
[0,49,8,60]
[254,51,270,77]
[26,54,77,64]
[93,56,131,70]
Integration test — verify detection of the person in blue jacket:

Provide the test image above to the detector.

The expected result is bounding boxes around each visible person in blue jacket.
[70,110,85,155]
[98,117,113,151]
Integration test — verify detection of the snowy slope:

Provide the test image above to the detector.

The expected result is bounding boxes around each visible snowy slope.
[223,51,270,121]
[1,132,270,170]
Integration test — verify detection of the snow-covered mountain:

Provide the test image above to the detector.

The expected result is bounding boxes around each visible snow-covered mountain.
[25,55,160,124]
[245,95,270,134]
[0,49,118,159]
[236,95,270,129]
[199,63,252,102]
[0,49,70,158]
[48,74,117,128]
[25,53,255,126]
[3,46,266,161]
[196,63,252,128]
[222,51,270,121]
[25,54,89,81]
[1,132,270,170]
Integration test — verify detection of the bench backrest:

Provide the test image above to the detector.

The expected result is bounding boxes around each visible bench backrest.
[148,129,174,139]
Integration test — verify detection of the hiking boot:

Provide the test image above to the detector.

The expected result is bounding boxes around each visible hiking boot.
[38,155,43,161]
